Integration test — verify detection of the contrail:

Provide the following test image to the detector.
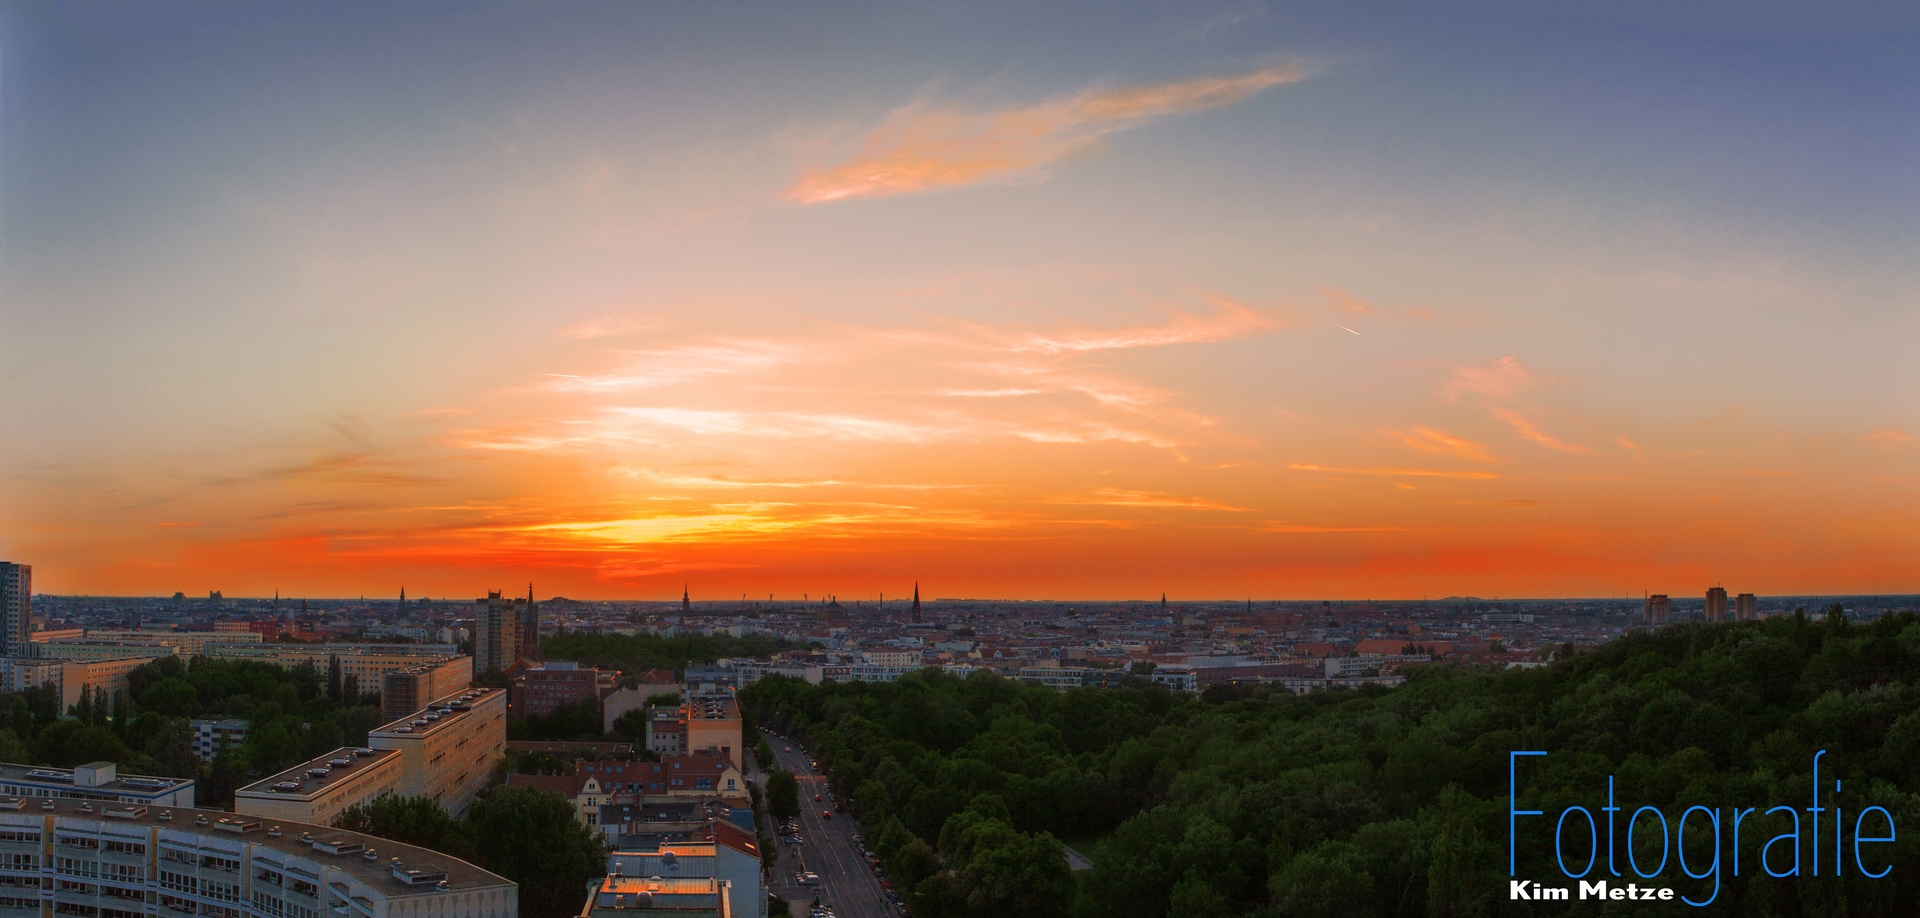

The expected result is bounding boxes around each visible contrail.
[1337,325,1361,336]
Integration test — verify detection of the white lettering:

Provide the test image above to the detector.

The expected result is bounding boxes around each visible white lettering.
[1510,880,1531,900]
[1580,880,1607,899]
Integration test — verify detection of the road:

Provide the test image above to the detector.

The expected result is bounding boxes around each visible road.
[763,733,900,918]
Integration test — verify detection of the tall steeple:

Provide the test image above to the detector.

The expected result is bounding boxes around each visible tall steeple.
[1161,592,1167,611]
[399,586,406,610]
[911,583,922,624]
[682,584,690,614]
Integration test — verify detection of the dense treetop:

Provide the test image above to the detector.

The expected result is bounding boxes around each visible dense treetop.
[742,609,1920,917]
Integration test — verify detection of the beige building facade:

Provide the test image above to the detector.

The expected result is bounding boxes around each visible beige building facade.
[233,747,401,826]
[368,689,505,816]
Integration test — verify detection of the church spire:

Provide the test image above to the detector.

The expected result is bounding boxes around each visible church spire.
[682,584,690,613]
[912,582,922,624]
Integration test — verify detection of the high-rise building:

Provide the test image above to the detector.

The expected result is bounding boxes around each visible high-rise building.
[0,563,30,658]
[1735,593,1758,621]
[473,591,520,674]
[1645,594,1671,625]
[1705,587,1728,622]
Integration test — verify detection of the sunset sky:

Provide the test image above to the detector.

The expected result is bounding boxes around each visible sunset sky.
[2,2,1915,600]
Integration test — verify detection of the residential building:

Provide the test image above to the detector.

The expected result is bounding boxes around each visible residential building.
[234,747,402,826]
[1705,587,1728,622]
[70,630,263,656]
[1645,595,1671,625]
[380,657,475,723]
[0,796,516,918]
[648,708,686,758]
[0,565,29,658]
[367,689,506,816]
[684,695,742,771]
[0,761,195,807]
[1150,664,1197,692]
[191,719,251,762]
[473,593,520,675]
[23,641,177,663]
[509,754,747,837]
[848,661,923,683]
[201,645,463,692]
[581,875,730,917]
[0,657,160,712]
[600,671,682,732]
[1735,593,1759,621]
[608,823,761,918]
[510,662,616,718]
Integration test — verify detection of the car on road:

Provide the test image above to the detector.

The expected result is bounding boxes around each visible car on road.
[784,746,792,752]
[814,794,822,801]
[822,810,833,819]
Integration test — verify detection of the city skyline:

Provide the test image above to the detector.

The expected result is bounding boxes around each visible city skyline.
[3,3,1916,600]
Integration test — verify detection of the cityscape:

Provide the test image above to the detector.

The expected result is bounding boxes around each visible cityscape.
[3,3,1916,918]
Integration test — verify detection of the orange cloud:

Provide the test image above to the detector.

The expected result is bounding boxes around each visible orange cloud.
[1492,409,1594,454]
[1440,355,1547,403]
[1287,463,1500,480]
[789,65,1308,203]
[1868,429,1913,444]
[1381,426,1495,461]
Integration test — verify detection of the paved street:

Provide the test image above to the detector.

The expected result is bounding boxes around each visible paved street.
[764,734,900,918]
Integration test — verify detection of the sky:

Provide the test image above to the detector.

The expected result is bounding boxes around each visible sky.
[2,1,1916,601]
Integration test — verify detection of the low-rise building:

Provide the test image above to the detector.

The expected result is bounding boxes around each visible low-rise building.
[0,796,516,918]
[368,688,506,816]
[581,875,730,917]
[0,761,195,807]
[608,822,761,918]
[685,696,741,771]
[233,747,401,826]
[648,708,686,758]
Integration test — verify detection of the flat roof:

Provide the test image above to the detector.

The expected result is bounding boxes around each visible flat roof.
[370,687,501,739]
[234,747,399,801]
[0,796,511,895]
[0,762,192,795]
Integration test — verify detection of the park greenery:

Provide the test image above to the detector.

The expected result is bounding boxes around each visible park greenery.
[0,655,387,807]
[335,787,606,918]
[740,608,1920,917]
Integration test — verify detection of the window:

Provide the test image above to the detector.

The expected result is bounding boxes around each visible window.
[101,841,143,857]
[1,854,38,871]
[103,864,141,883]
[55,857,100,878]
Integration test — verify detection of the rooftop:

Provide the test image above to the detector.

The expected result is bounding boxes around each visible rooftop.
[370,687,501,739]
[0,795,512,895]
[234,746,399,801]
[0,761,192,796]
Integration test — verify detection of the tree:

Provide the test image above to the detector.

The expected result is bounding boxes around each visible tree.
[766,769,800,821]
[334,796,464,854]
[462,785,607,918]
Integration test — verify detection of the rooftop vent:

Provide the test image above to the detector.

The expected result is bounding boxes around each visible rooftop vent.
[312,837,363,856]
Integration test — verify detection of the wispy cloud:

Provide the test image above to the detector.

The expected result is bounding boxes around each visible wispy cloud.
[546,341,799,392]
[997,300,1275,353]
[789,65,1308,204]
[1287,463,1500,480]
[1047,489,1250,511]
[558,313,659,339]
[1492,409,1593,454]
[1440,355,1548,403]
[1381,426,1495,461]
[1868,429,1913,444]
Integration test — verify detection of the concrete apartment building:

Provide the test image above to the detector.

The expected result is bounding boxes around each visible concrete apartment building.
[200,644,463,691]
[66,630,263,657]
[379,657,474,723]
[1705,586,1728,622]
[1644,594,1671,625]
[0,796,516,918]
[234,747,401,826]
[0,762,196,807]
[684,696,742,771]
[190,720,251,762]
[367,689,505,816]
[0,657,163,713]
[21,641,176,664]
[1735,592,1759,620]
[0,565,29,659]
[509,662,616,718]
[473,591,537,675]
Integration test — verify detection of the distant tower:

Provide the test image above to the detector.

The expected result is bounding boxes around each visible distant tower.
[1161,592,1167,612]
[682,585,690,614]
[399,586,407,611]
[273,589,279,610]
[1735,593,1758,621]
[912,583,922,624]
[1705,586,1728,623]
[1644,594,1671,625]
[520,582,540,661]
